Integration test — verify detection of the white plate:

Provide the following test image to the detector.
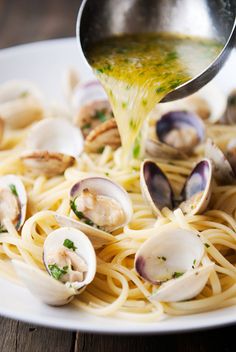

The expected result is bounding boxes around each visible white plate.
[0,38,236,334]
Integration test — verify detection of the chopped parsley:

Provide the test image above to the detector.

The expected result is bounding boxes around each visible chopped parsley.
[156,86,165,94]
[82,123,91,130]
[70,200,98,228]
[122,102,128,109]
[129,119,136,130]
[63,239,77,251]
[133,140,141,159]
[105,172,109,176]
[204,243,210,248]
[166,51,178,61]
[172,272,184,279]
[20,91,29,98]
[157,256,166,261]
[192,259,196,269]
[48,264,68,280]
[0,224,6,233]
[95,111,107,122]
[9,184,18,197]
[97,146,105,154]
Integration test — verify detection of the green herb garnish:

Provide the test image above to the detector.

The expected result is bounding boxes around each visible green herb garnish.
[20,91,29,98]
[48,264,68,280]
[9,184,18,197]
[63,239,77,251]
[0,224,6,233]
[157,256,166,261]
[204,243,210,248]
[95,111,107,122]
[172,272,184,279]
[70,200,98,228]
[156,86,165,94]
[82,123,91,130]
[97,146,105,154]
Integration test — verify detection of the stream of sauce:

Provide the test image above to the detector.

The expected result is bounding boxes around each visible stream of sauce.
[86,33,222,160]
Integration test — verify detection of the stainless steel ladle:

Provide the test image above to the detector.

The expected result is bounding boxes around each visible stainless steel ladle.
[77,0,236,102]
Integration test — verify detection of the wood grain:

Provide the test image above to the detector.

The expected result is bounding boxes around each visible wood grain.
[0,0,236,351]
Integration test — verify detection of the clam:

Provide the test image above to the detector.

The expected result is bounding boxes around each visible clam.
[0,80,44,128]
[220,90,236,125]
[135,228,214,302]
[69,177,133,235]
[205,139,235,185]
[21,118,84,177]
[54,214,115,249]
[84,118,121,153]
[0,175,27,230]
[140,159,212,216]
[71,80,113,137]
[12,227,96,306]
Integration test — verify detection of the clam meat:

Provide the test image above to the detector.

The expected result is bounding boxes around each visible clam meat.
[12,227,96,306]
[21,118,84,177]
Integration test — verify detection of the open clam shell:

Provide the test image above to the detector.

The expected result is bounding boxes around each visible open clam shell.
[150,263,214,302]
[72,80,113,137]
[0,175,27,230]
[135,228,204,284]
[12,227,96,306]
[140,159,212,216]
[140,160,174,216]
[145,139,187,159]
[70,177,133,233]
[21,118,84,176]
[0,80,44,128]
[156,111,205,154]
[12,260,76,306]
[54,214,115,249]
[179,159,213,215]
[205,139,235,185]
[226,138,236,175]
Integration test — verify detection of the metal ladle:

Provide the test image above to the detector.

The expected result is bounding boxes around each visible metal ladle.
[77,0,236,102]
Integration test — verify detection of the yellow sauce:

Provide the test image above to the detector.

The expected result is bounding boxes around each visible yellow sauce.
[86,33,222,160]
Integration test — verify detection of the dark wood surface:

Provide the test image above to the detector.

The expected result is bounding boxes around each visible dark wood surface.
[0,0,235,351]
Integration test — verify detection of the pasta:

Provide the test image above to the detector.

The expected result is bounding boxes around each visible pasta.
[1,78,236,322]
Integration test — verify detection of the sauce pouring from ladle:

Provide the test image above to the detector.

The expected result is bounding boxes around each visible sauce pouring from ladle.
[77,0,236,160]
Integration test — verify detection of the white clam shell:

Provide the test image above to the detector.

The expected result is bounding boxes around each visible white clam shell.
[0,80,44,128]
[150,263,214,302]
[145,139,187,159]
[12,260,76,306]
[55,214,115,249]
[21,118,84,176]
[135,228,204,284]
[70,177,133,232]
[71,81,109,112]
[0,175,27,229]
[43,227,96,291]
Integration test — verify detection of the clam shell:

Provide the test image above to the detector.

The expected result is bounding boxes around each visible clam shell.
[205,138,235,185]
[180,159,213,215]
[43,227,96,291]
[135,228,204,284]
[85,118,121,153]
[145,139,187,159]
[221,89,236,125]
[0,175,27,229]
[70,177,133,232]
[54,214,115,249]
[0,80,44,128]
[150,263,214,302]
[12,260,75,306]
[140,160,174,215]
[156,111,205,154]
[21,118,84,176]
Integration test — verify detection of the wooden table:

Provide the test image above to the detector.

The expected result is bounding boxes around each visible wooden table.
[0,0,235,350]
